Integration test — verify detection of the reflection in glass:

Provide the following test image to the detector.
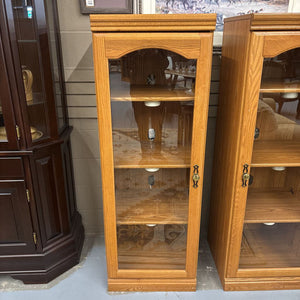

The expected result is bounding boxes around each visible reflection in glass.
[109,49,196,270]
[240,167,300,269]
[0,97,7,141]
[240,223,300,269]
[12,0,48,141]
[44,0,66,131]
[258,48,300,143]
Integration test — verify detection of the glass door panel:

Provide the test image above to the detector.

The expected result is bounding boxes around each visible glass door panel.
[11,0,50,142]
[110,49,196,270]
[252,48,300,166]
[240,48,300,269]
[240,166,300,269]
[44,0,67,132]
[0,95,7,142]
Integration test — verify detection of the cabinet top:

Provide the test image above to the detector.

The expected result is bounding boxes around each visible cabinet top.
[90,14,216,32]
[224,13,300,31]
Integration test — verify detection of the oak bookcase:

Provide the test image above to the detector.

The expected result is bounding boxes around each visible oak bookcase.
[208,13,300,291]
[90,14,216,291]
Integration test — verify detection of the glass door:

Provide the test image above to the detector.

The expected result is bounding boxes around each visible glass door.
[6,0,65,144]
[0,32,18,150]
[110,49,196,270]
[239,48,300,269]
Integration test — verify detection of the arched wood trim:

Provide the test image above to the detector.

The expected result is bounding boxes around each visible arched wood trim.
[96,33,210,60]
[263,34,300,58]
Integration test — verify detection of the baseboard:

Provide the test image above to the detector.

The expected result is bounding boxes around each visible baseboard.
[0,213,84,284]
[108,278,197,292]
[224,277,300,291]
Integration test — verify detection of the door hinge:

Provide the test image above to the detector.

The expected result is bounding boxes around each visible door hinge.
[16,125,21,140]
[26,189,30,203]
[33,232,37,245]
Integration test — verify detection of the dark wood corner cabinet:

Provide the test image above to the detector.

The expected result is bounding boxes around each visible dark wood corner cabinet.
[0,0,84,283]
[90,14,216,291]
[208,14,300,291]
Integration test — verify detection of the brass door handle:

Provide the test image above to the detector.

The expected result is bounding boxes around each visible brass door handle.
[193,165,200,188]
[242,164,250,187]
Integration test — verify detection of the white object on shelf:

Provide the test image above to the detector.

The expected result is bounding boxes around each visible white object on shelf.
[145,101,161,107]
[264,223,275,226]
[145,168,159,172]
[281,92,298,99]
[272,167,286,171]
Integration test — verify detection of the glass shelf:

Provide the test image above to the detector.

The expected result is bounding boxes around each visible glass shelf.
[239,223,300,269]
[260,80,300,93]
[116,188,189,225]
[117,224,187,270]
[245,190,300,223]
[111,85,194,102]
[251,141,300,167]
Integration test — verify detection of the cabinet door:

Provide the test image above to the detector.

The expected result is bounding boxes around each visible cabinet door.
[0,32,19,150]
[93,33,212,278]
[4,0,64,146]
[231,33,300,278]
[0,181,35,255]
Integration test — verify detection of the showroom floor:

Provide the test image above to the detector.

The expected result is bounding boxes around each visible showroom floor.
[1,236,300,300]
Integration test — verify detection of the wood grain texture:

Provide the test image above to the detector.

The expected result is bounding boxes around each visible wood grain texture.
[224,277,300,291]
[224,13,300,31]
[111,85,194,102]
[108,278,196,291]
[251,141,300,167]
[208,17,252,282]
[90,14,216,32]
[260,80,300,93]
[91,16,215,290]
[245,192,300,223]
[92,34,118,278]
[209,13,300,291]
[113,129,191,169]
[103,32,204,59]
[263,33,300,58]
[116,189,188,224]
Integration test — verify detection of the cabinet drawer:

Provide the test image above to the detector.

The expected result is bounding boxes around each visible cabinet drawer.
[0,157,24,179]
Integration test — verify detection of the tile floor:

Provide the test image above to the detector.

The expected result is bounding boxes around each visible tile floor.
[1,236,300,300]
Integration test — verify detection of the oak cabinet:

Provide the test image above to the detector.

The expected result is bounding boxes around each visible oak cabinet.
[0,0,84,283]
[90,14,216,291]
[208,14,300,291]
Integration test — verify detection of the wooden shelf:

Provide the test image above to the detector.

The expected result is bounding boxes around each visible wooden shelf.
[251,141,300,167]
[116,188,188,225]
[118,249,186,270]
[245,191,300,223]
[111,85,194,102]
[117,224,187,270]
[165,69,196,79]
[113,129,191,168]
[260,80,300,93]
[239,223,300,269]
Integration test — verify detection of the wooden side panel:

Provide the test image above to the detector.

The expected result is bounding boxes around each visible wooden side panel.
[0,181,35,255]
[93,34,118,278]
[35,155,61,241]
[61,138,77,223]
[226,33,265,276]
[208,18,252,283]
[31,144,69,248]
